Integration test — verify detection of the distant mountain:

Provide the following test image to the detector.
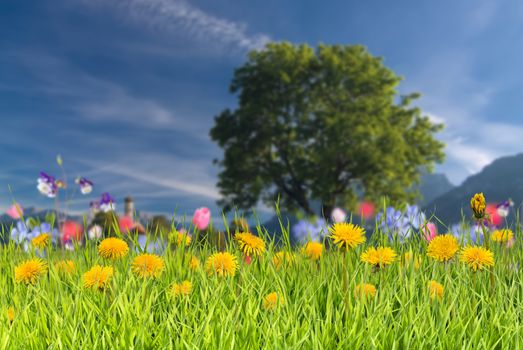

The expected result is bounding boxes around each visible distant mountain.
[417,172,455,206]
[423,153,523,228]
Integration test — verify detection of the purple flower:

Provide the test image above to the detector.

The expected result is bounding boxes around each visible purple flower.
[99,192,115,212]
[75,177,94,195]
[37,171,58,198]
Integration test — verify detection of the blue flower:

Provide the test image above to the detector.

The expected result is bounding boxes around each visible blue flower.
[292,217,328,243]
[450,224,485,245]
[136,235,167,253]
[376,205,427,242]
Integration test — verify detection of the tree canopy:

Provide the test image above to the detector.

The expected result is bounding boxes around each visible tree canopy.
[210,42,445,219]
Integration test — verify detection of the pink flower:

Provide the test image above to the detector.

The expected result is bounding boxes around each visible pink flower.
[422,222,437,241]
[6,203,23,219]
[244,255,252,264]
[119,216,134,234]
[192,207,210,230]
[486,204,502,227]
[357,201,375,219]
[62,221,83,243]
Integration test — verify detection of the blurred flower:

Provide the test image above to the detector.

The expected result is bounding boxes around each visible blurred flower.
[357,201,375,219]
[376,205,427,242]
[422,222,437,242]
[75,177,93,195]
[14,259,47,285]
[450,224,485,245]
[354,283,376,299]
[470,193,486,220]
[192,207,211,230]
[272,251,295,270]
[171,280,192,297]
[492,229,513,243]
[82,265,113,290]
[88,225,103,240]
[263,292,284,311]
[118,216,134,234]
[302,241,323,261]
[136,235,166,254]
[486,204,502,227]
[37,172,57,198]
[55,260,76,275]
[496,199,513,218]
[427,234,459,262]
[6,307,14,324]
[131,254,165,279]
[6,203,23,219]
[31,234,50,250]
[402,251,421,270]
[328,223,366,251]
[55,179,66,189]
[292,218,328,243]
[98,237,129,260]
[460,246,494,271]
[10,220,32,245]
[361,247,397,268]
[235,232,265,257]
[62,221,83,244]
[169,230,192,246]
[331,207,347,223]
[99,193,115,212]
[189,256,200,271]
[205,252,238,277]
[428,280,444,300]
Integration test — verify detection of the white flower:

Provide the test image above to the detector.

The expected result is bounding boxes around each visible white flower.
[331,207,347,223]
[87,225,103,240]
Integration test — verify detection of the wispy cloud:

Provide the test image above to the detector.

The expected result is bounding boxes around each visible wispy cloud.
[81,0,271,54]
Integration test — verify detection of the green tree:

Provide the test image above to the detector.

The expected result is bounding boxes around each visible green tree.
[210,42,445,219]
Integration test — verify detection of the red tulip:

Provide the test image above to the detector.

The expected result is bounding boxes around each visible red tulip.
[486,204,502,227]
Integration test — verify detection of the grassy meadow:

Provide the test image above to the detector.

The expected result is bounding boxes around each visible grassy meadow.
[2,215,523,349]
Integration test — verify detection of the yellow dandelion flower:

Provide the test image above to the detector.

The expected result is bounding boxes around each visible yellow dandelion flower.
[55,260,76,275]
[82,265,114,290]
[189,256,200,271]
[272,251,295,270]
[98,237,129,260]
[428,280,444,300]
[14,259,47,285]
[402,251,421,270]
[170,230,191,246]
[263,292,284,311]
[32,233,50,250]
[460,246,494,271]
[205,252,238,277]
[492,229,513,243]
[171,280,192,297]
[329,223,366,251]
[131,254,165,278]
[361,247,397,268]
[354,283,377,298]
[427,234,459,262]
[235,232,265,257]
[302,242,323,261]
[6,307,14,323]
[470,192,486,219]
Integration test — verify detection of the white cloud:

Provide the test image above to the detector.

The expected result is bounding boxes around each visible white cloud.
[81,0,271,53]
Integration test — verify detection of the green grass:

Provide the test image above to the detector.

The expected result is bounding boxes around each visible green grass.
[2,224,523,349]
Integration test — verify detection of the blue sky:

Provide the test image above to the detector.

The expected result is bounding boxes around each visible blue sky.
[1,0,523,223]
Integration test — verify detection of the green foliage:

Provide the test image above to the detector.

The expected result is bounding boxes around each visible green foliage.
[90,211,119,237]
[210,42,445,218]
